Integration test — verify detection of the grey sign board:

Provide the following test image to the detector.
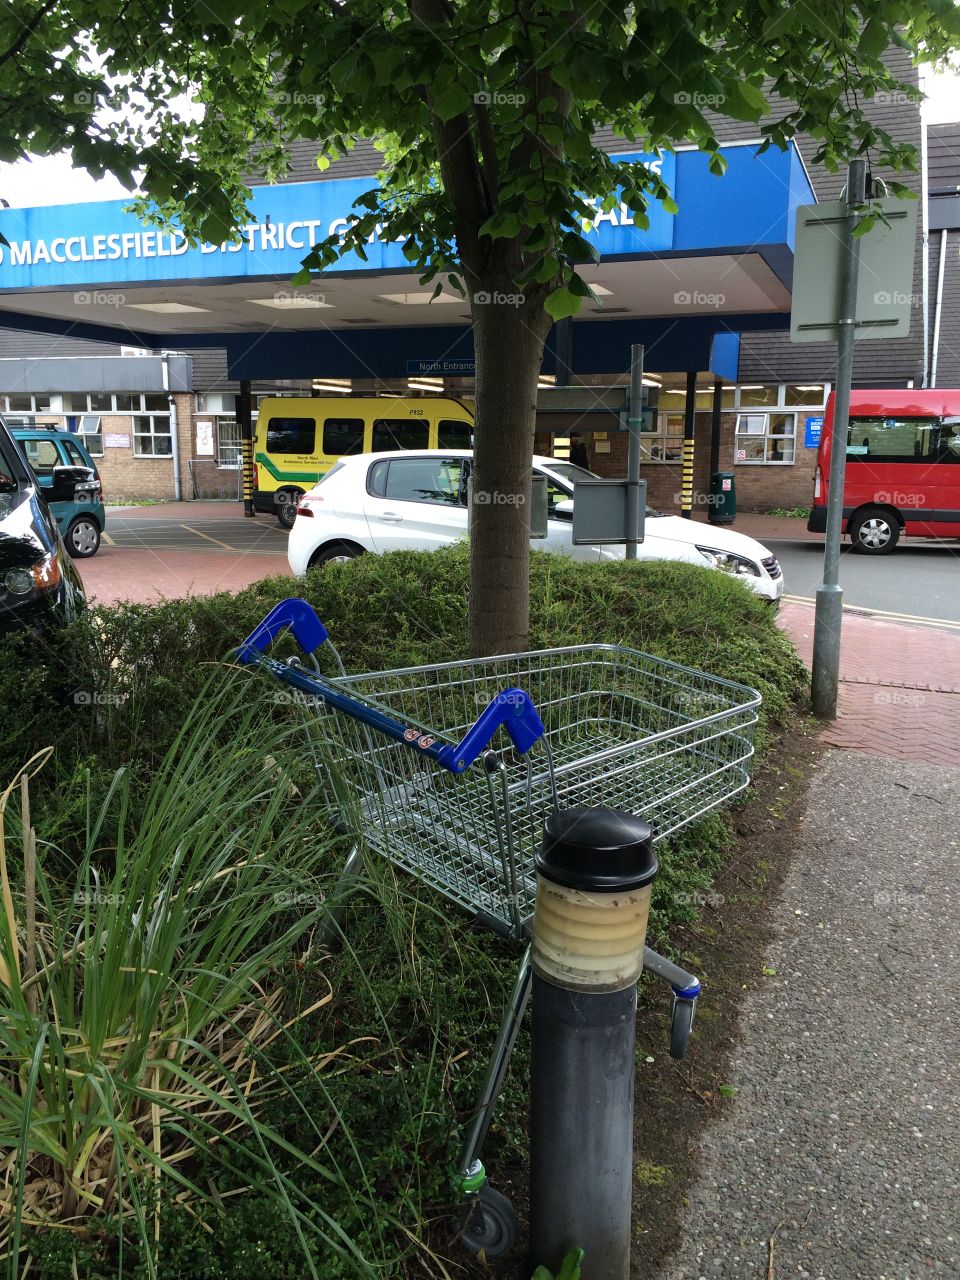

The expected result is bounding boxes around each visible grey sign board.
[571,478,646,545]
[790,197,918,343]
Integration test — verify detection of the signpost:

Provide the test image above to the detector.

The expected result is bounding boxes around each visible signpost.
[791,163,917,719]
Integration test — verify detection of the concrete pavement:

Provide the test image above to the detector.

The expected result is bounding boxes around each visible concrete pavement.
[657,750,960,1280]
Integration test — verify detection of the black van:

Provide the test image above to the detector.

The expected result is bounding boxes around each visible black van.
[0,415,86,638]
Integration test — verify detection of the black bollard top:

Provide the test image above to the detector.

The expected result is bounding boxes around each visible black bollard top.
[536,806,658,893]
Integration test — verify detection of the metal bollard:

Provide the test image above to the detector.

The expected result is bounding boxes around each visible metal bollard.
[529,806,658,1280]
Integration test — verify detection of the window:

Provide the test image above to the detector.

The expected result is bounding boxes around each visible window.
[784,384,827,407]
[639,412,685,463]
[738,385,779,407]
[323,418,365,456]
[381,457,463,505]
[437,418,473,449]
[372,419,430,451]
[846,417,937,463]
[217,419,242,468]
[940,418,960,462]
[267,417,316,455]
[736,412,796,463]
[21,439,60,475]
[61,438,91,469]
[134,413,173,457]
[78,415,103,456]
[368,459,388,497]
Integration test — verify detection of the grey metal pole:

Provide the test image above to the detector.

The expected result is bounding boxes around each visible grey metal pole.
[811,159,867,718]
[529,807,658,1280]
[626,344,644,559]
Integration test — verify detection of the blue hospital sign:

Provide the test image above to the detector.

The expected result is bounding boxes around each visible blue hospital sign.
[0,151,676,291]
[804,416,824,449]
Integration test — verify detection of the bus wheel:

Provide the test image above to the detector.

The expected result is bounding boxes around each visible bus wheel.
[275,489,303,530]
[849,507,900,555]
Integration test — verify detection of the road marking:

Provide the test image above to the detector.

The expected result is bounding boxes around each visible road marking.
[180,523,236,551]
[782,593,960,632]
[100,531,116,546]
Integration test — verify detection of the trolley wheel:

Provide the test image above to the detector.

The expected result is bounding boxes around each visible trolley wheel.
[670,997,696,1060]
[460,1185,518,1258]
[275,488,304,529]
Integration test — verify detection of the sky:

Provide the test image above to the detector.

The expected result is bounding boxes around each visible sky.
[1,65,959,209]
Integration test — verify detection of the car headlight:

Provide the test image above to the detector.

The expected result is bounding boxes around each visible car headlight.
[2,555,63,599]
[696,545,760,577]
[4,569,34,596]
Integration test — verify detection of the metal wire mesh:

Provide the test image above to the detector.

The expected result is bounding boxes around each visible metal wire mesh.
[294,643,760,939]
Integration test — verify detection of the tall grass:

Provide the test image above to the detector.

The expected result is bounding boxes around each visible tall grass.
[0,676,425,1278]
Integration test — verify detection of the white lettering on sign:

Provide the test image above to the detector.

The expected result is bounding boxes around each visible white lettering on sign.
[104,433,130,448]
[0,161,667,275]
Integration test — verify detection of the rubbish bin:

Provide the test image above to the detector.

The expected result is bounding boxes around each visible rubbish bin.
[709,471,736,525]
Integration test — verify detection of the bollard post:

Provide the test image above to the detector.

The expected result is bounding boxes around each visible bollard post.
[529,807,658,1280]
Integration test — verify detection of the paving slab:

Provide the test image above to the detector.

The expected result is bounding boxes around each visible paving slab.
[657,749,960,1280]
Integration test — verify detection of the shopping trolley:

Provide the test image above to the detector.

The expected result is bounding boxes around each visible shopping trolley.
[237,598,762,1255]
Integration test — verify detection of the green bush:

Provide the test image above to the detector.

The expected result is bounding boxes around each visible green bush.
[1,546,804,828]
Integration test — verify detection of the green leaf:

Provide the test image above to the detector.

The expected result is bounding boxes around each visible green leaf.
[858,17,890,59]
[431,82,473,122]
[558,1248,585,1279]
[544,285,583,321]
[718,1084,737,1099]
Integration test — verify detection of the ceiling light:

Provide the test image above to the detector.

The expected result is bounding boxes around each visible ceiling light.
[408,380,446,392]
[250,296,332,310]
[407,376,443,387]
[126,302,211,314]
[738,384,765,390]
[378,292,461,305]
[312,380,352,393]
[588,285,613,296]
[641,376,662,387]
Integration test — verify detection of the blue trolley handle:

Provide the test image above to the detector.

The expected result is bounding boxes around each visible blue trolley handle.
[236,598,329,662]
[236,599,546,774]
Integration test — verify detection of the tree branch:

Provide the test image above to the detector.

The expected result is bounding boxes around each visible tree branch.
[0,0,59,72]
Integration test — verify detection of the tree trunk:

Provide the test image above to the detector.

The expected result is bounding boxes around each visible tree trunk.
[469,296,552,657]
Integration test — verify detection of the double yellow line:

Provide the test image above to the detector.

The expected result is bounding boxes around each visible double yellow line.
[782,593,960,633]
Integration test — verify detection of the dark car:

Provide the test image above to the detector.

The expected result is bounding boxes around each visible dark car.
[0,415,86,638]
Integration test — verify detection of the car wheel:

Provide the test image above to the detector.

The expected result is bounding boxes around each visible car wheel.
[309,542,364,568]
[849,507,900,555]
[66,516,101,558]
[276,489,303,530]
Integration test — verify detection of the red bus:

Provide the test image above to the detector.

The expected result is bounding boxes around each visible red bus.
[808,389,960,553]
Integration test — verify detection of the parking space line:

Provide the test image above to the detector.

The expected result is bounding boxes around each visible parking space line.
[100,531,116,546]
[179,523,237,551]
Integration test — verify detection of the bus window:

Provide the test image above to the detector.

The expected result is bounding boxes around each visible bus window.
[940,418,960,462]
[437,418,473,449]
[846,417,937,463]
[267,417,316,454]
[372,419,430,451]
[323,418,365,456]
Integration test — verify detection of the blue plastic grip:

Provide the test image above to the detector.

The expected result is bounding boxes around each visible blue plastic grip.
[236,598,329,663]
[437,688,545,772]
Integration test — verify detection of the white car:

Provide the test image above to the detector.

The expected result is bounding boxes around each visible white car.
[287,450,784,603]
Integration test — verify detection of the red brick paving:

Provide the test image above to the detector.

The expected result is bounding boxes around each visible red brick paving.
[778,600,960,763]
[80,545,291,606]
